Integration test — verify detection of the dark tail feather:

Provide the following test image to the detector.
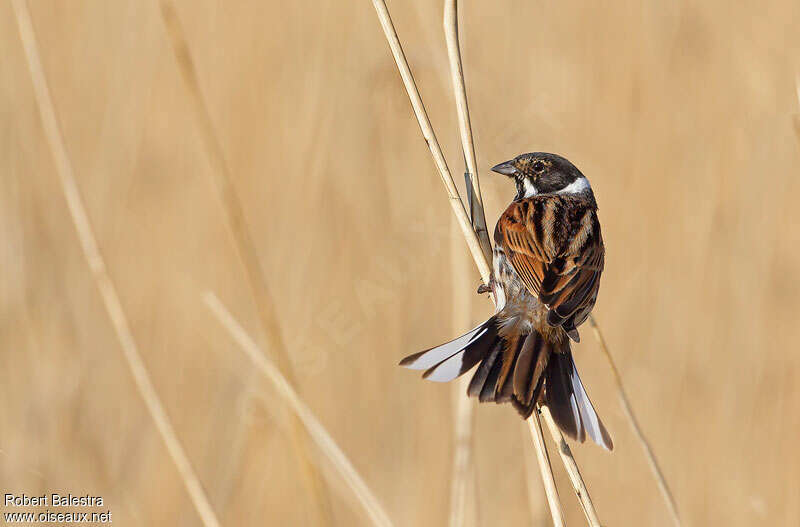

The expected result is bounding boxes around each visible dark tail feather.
[509,333,551,417]
[400,318,545,413]
[400,319,612,451]
[544,348,614,451]
[475,346,503,402]
[467,342,501,402]
[466,330,550,417]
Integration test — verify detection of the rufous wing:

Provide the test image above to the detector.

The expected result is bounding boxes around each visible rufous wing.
[495,196,604,338]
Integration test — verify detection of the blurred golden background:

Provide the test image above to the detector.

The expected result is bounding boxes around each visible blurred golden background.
[2,1,800,525]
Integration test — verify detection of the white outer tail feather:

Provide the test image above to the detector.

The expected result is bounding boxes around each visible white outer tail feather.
[569,364,612,450]
[401,323,487,371]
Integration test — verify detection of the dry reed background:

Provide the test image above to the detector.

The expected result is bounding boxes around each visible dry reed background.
[2,1,800,526]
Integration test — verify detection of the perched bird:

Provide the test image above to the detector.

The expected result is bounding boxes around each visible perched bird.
[400,152,613,450]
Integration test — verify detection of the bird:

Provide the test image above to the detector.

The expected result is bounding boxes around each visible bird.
[400,152,613,450]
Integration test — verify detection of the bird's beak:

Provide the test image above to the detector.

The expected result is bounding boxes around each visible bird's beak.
[491,160,518,177]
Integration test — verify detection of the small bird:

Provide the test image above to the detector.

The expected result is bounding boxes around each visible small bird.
[400,152,612,450]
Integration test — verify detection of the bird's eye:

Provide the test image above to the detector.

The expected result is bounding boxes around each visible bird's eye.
[532,161,545,173]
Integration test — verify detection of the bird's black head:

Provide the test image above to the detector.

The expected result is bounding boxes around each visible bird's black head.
[491,152,591,201]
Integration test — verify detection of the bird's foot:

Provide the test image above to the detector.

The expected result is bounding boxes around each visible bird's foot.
[477,281,492,295]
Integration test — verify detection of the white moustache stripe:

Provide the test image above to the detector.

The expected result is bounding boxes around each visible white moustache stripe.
[523,179,538,197]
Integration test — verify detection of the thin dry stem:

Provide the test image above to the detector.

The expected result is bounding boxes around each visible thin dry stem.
[159,3,335,524]
[449,219,479,527]
[795,73,800,108]
[794,74,800,148]
[449,376,478,527]
[369,0,492,283]
[204,293,394,527]
[520,425,548,525]
[370,2,567,525]
[445,6,483,524]
[445,2,584,524]
[444,2,580,523]
[527,414,566,527]
[589,317,682,527]
[540,407,601,527]
[443,0,492,264]
[11,2,220,526]
[376,3,679,526]
[442,4,680,526]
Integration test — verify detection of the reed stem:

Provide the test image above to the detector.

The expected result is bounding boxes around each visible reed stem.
[528,413,566,527]
[12,2,220,525]
[159,4,335,524]
[540,406,601,527]
[369,2,571,525]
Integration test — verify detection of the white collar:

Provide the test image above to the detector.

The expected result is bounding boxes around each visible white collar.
[556,176,590,195]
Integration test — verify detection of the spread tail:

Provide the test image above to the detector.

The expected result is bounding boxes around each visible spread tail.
[400,315,613,450]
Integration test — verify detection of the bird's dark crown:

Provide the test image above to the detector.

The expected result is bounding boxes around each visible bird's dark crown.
[491,152,591,201]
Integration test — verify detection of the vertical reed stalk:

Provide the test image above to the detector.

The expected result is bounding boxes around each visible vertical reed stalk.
[540,406,601,527]
[12,2,220,526]
[445,1,593,524]
[159,4,334,525]
[443,3,681,526]
[449,376,478,527]
[369,0,492,283]
[527,413,566,527]
[448,218,479,527]
[443,0,492,264]
[373,2,681,526]
[369,2,570,525]
[443,2,567,523]
[521,425,548,524]
[794,74,800,147]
